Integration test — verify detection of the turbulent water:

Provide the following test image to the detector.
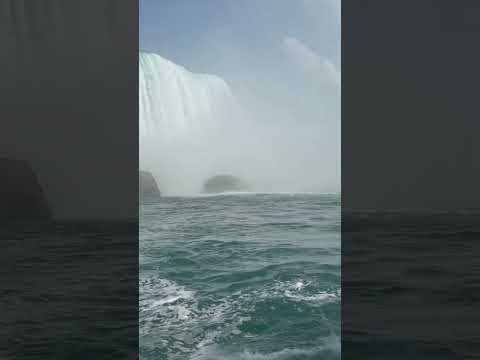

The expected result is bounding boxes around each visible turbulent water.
[140,193,341,360]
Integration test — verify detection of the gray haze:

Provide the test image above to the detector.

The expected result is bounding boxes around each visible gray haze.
[1,1,137,220]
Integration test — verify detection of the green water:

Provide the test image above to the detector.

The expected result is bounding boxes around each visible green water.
[140,193,340,360]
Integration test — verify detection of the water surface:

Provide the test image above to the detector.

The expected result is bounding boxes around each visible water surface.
[140,193,340,359]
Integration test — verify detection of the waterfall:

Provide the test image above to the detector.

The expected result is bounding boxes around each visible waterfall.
[139,52,239,194]
[139,52,236,143]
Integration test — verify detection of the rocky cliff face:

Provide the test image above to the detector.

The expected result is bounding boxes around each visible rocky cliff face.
[139,171,161,199]
[0,158,52,220]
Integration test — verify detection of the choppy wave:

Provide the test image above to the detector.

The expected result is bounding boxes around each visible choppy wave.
[140,194,340,359]
[192,336,340,360]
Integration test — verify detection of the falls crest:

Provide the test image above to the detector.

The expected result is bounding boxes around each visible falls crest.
[139,52,235,142]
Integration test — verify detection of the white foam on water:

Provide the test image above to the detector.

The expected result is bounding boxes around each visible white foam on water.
[258,279,341,306]
[140,276,340,358]
[140,277,198,339]
[142,278,195,310]
[140,276,254,357]
[284,290,339,304]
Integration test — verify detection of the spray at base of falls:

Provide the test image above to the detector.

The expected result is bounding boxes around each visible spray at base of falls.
[139,51,339,195]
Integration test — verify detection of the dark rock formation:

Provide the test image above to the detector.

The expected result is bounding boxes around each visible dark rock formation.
[203,175,249,193]
[139,171,161,199]
[0,158,52,220]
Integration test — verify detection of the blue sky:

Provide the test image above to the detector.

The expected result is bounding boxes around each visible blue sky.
[140,0,339,77]
[140,1,339,65]
[140,0,341,190]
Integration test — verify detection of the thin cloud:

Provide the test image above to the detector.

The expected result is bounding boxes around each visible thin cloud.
[282,36,340,88]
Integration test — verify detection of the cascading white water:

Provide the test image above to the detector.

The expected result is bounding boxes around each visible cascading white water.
[139,52,240,194]
[139,52,235,142]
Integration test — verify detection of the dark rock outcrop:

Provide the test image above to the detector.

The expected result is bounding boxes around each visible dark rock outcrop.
[203,175,249,193]
[139,171,161,199]
[0,158,52,220]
